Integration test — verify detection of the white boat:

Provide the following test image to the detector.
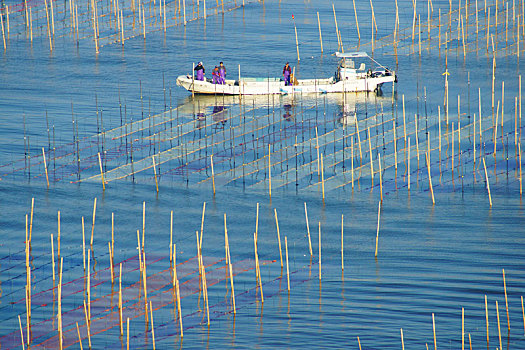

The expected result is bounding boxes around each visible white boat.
[176,52,397,95]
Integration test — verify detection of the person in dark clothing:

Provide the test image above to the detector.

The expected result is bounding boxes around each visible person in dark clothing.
[194,62,205,81]
[283,62,292,86]
[218,62,226,84]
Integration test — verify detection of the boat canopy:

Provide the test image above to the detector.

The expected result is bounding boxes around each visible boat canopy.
[335,51,389,70]
[335,52,368,58]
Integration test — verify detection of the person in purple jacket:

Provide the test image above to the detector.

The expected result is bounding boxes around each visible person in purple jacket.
[218,62,226,84]
[283,62,292,86]
[212,66,219,84]
[194,62,205,81]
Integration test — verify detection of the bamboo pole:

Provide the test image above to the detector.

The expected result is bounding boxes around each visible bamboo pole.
[76,323,83,350]
[403,95,407,144]
[87,249,91,321]
[285,236,290,291]
[90,197,96,246]
[353,0,361,41]
[519,143,523,195]
[210,155,215,195]
[351,137,355,188]
[83,301,91,348]
[176,279,183,337]
[304,202,313,256]
[18,315,25,350]
[49,0,55,38]
[142,4,146,38]
[268,144,271,197]
[119,263,123,336]
[51,234,55,283]
[368,128,374,185]
[253,232,264,303]
[0,14,5,51]
[81,217,85,273]
[482,158,493,206]
[58,257,63,350]
[149,301,156,349]
[426,151,435,204]
[108,242,114,283]
[401,328,405,350]
[152,156,159,193]
[341,214,344,271]
[318,222,321,281]
[333,4,341,51]
[378,153,383,201]
[503,269,510,331]
[274,209,283,270]
[226,231,236,314]
[321,154,325,201]
[92,0,98,53]
[42,148,49,187]
[486,294,490,346]
[497,300,502,350]
[374,201,381,257]
[317,12,323,53]
[393,120,398,170]
[408,138,411,190]
[432,313,437,350]
[315,127,320,175]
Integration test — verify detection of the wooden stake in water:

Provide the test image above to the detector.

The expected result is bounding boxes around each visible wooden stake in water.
[432,313,437,350]
[426,151,435,204]
[42,148,49,188]
[176,278,183,338]
[304,202,313,256]
[210,155,215,196]
[503,269,510,331]
[152,156,159,193]
[341,214,344,271]
[401,328,405,350]
[462,307,465,350]
[368,127,374,185]
[268,144,272,198]
[321,154,325,201]
[374,201,381,258]
[485,294,490,347]
[317,12,323,53]
[408,137,411,190]
[274,209,283,270]
[497,300,502,350]
[352,0,361,40]
[90,197,96,246]
[318,222,322,281]
[378,153,383,202]
[521,295,524,336]
[482,158,493,206]
[150,301,156,349]
[285,236,290,291]
[18,315,25,350]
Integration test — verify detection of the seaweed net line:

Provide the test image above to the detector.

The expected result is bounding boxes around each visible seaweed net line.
[354,0,525,58]
[0,249,277,349]
[1,0,258,50]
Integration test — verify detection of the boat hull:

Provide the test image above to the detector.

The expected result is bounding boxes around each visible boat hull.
[176,75,395,95]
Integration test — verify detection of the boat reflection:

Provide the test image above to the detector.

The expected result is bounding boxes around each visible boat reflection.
[178,91,392,128]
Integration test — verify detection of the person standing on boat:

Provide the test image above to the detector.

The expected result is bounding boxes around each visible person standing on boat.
[212,66,220,84]
[218,62,227,84]
[194,62,205,81]
[283,62,292,86]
